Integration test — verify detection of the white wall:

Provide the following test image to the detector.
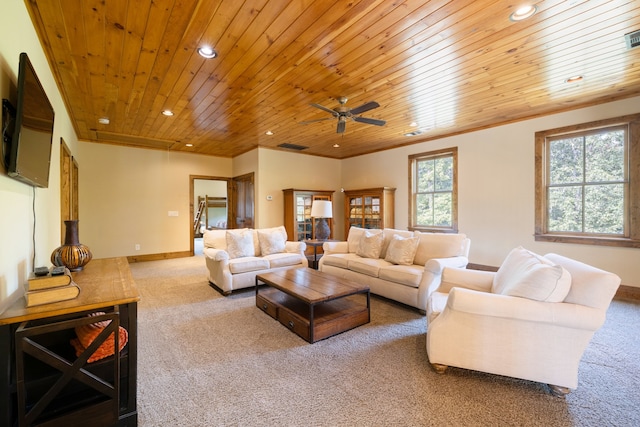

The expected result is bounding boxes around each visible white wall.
[343,96,640,288]
[256,148,343,233]
[76,142,232,258]
[0,2,80,311]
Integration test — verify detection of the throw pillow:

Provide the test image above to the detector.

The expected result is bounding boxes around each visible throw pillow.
[384,234,419,265]
[492,246,572,302]
[258,226,287,256]
[225,229,255,259]
[356,230,384,258]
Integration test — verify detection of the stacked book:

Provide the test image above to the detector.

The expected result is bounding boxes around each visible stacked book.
[25,267,80,307]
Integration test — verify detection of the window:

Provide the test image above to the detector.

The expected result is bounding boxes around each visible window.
[409,147,457,232]
[535,114,640,247]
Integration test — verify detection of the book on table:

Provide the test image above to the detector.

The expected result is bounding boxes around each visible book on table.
[27,267,72,291]
[25,282,81,307]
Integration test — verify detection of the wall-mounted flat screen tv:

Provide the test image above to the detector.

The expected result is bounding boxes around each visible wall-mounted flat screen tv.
[6,52,55,188]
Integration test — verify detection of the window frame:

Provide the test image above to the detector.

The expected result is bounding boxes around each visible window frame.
[535,113,640,248]
[408,147,458,233]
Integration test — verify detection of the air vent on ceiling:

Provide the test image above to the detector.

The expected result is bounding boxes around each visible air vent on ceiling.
[625,30,640,49]
[278,143,308,151]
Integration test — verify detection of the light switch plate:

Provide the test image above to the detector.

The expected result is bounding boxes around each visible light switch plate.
[168,211,179,217]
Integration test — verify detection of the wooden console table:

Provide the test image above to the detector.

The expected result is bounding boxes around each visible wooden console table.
[0,257,140,427]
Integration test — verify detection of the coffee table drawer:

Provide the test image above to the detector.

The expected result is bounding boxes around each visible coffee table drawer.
[277,308,310,342]
[256,293,278,318]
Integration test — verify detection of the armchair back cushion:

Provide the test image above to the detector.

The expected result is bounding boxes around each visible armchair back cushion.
[492,246,571,302]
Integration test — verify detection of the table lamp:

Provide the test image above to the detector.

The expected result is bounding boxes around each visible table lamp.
[310,200,332,240]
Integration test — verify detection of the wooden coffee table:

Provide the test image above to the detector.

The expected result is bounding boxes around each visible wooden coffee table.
[255,268,370,343]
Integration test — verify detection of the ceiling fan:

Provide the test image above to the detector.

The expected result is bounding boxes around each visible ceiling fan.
[301,97,386,133]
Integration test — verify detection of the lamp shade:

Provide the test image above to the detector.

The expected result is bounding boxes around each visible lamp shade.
[310,200,333,218]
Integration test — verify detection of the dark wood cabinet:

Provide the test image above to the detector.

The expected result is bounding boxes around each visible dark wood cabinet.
[0,257,139,427]
[283,189,334,242]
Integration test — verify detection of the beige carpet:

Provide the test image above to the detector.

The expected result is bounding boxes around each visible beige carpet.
[130,255,640,426]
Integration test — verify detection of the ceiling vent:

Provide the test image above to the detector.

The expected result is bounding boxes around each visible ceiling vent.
[625,30,640,49]
[278,143,308,151]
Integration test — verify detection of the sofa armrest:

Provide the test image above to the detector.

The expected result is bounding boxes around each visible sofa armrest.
[417,256,468,312]
[285,240,306,253]
[203,247,230,262]
[322,241,349,254]
[445,287,605,330]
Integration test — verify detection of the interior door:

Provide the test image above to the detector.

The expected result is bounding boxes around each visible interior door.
[231,173,254,229]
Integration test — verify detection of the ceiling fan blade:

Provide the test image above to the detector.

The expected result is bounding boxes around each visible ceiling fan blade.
[310,103,338,116]
[336,120,346,133]
[300,118,333,125]
[349,101,380,115]
[353,116,386,126]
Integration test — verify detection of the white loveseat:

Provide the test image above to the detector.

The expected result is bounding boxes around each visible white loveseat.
[319,227,470,313]
[426,247,621,395]
[203,226,308,295]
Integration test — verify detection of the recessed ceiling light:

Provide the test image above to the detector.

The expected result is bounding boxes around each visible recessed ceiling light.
[162,110,174,116]
[333,144,340,148]
[198,46,217,59]
[404,130,423,137]
[565,75,584,83]
[509,4,537,21]
[185,143,193,147]
[98,117,110,125]
[409,122,418,127]
[265,130,273,135]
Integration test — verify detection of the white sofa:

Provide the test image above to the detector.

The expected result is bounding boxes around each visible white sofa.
[426,247,621,396]
[203,226,308,295]
[319,227,470,313]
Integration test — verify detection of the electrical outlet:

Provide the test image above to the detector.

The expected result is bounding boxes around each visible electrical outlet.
[168,211,179,217]
[135,244,140,251]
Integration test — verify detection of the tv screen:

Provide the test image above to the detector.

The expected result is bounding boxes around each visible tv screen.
[7,52,55,188]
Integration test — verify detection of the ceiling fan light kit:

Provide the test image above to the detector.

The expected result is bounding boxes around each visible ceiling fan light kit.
[303,97,386,133]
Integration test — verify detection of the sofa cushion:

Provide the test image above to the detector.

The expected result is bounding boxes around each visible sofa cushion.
[413,231,467,266]
[347,226,366,254]
[348,257,391,278]
[228,257,270,274]
[378,264,423,288]
[203,229,227,250]
[356,230,384,258]
[226,229,255,259]
[492,246,572,302]
[265,252,304,268]
[385,234,419,265]
[258,226,287,256]
[322,253,360,269]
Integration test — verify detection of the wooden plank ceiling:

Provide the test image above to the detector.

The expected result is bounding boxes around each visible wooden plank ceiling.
[24,0,640,159]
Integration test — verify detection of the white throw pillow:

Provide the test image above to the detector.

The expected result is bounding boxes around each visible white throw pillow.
[384,234,419,265]
[356,230,384,258]
[225,229,255,259]
[258,226,287,256]
[492,247,572,302]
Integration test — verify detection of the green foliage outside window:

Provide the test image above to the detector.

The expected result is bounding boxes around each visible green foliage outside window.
[415,156,453,227]
[547,128,626,235]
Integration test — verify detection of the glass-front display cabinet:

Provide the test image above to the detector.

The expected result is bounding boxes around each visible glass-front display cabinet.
[343,187,395,237]
[283,189,334,243]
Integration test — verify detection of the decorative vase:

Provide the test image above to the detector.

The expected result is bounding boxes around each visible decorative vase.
[51,220,93,271]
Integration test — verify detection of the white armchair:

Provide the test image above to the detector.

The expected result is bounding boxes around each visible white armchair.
[426,248,621,396]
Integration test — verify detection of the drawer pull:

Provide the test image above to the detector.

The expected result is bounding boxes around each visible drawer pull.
[288,321,294,329]
[262,304,268,311]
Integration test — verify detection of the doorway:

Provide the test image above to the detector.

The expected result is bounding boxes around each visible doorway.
[190,176,231,256]
[189,173,255,256]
